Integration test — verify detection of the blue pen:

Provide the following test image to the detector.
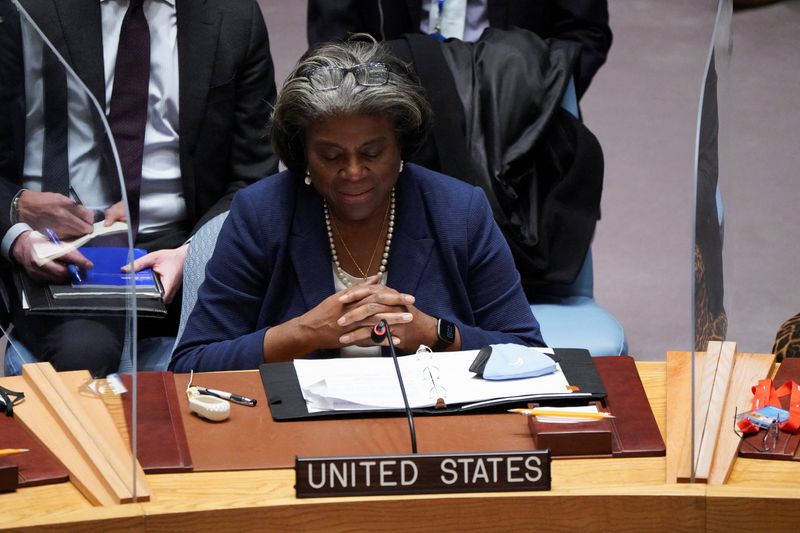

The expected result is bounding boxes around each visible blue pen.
[44,228,83,284]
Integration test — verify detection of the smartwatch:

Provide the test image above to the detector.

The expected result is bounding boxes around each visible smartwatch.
[433,317,456,351]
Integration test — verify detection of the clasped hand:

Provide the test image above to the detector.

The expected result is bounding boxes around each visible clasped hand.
[302,276,436,353]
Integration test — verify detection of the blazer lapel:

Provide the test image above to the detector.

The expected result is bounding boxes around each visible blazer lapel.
[289,183,337,309]
[176,0,220,151]
[287,170,434,310]
[385,171,433,296]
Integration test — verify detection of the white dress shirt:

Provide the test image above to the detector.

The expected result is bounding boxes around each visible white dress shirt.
[2,0,184,259]
[421,0,490,42]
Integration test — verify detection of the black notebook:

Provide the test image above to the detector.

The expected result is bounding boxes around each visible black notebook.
[260,348,606,421]
[13,265,166,317]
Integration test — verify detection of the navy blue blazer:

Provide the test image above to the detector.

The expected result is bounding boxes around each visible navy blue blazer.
[171,164,544,372]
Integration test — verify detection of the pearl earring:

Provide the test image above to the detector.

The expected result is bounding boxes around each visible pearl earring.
[304,169,312,186]
[399,160,404,173]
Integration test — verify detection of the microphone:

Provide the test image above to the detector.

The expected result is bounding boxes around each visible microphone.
[372,320,417,454]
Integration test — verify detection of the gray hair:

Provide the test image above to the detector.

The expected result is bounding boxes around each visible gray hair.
[271,35,433,174]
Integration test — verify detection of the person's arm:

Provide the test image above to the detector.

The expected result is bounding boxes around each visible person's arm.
[170,184,422,371]
[333,185,544,353]
[170,191,277,372]
[0,0,23,247]
[191,0,279,234]
[545,0,612,99]
[451,187,546,349]
[4,191,94,283]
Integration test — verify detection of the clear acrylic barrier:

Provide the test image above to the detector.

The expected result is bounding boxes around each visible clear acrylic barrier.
[691,0,732,482]
[1,0,141,502]
[691,0,800,483]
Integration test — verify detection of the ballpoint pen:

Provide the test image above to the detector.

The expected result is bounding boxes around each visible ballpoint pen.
[0,448,30,457]
[508,408,615,420]
[69,186,104,223]
[44,228,83,283]
[195,386,258,407]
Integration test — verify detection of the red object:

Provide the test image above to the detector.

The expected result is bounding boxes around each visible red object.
[739,378,800,435]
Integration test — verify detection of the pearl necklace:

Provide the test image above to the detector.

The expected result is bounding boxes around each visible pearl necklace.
[324,189,395,287]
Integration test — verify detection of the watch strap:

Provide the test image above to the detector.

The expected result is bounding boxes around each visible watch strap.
[433,317,456,351]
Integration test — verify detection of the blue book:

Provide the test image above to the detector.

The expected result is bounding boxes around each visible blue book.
[49,247,162,299]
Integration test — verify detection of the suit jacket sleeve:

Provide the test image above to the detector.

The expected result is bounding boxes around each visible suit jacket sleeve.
[171,188,274,372]
[448,186,546,350]
[545,0,612,98]
[0,2,24,243]
[192,0,279,234]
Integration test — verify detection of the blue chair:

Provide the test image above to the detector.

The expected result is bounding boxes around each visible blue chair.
[529,249,627,356]
[172,211,230,350]
[528,79,627,356]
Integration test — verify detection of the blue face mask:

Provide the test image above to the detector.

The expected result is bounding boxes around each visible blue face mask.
[469,344,557,380]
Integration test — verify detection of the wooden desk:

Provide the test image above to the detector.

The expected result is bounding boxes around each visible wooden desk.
[2,362,798,532]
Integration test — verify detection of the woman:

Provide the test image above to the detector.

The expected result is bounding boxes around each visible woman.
[170,36,545,372]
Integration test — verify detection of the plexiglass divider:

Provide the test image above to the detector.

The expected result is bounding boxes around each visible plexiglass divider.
[3,0,140,502]
[691,0,733,483]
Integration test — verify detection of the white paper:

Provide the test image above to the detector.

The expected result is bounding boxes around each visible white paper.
[294,348,574,413]
[31,221,129,265]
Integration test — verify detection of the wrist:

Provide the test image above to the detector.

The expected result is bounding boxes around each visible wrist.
[10,189,26,225]
[9,230,31,265]
[263,318,317,362]
[432,317,457,352]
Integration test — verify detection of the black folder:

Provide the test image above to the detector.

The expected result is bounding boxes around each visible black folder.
[13,269,166,317]
[260,348,606,421]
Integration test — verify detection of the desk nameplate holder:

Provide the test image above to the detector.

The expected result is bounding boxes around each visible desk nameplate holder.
[295,450,551,498]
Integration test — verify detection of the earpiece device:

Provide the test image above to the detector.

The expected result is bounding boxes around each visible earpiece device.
[186,370,230,422]
[187,391,230,421]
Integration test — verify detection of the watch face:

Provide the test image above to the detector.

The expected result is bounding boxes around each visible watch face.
[438,318,456,344]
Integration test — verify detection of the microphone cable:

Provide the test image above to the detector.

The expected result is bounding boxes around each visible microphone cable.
[372,319,417,453]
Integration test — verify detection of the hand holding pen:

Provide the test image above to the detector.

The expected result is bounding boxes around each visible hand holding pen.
[15,190,94,238]
[9,190,94,283]
[44,228,84,284]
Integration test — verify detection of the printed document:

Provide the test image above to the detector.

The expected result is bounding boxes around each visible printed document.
[294,348,574,413]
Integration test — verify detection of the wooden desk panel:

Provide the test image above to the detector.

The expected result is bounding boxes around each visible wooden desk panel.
[1,361,797,532]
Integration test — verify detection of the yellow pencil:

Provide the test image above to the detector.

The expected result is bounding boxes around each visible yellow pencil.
[0,448,30,457]
[508,408,614,419]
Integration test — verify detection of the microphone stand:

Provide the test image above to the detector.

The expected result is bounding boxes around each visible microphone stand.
[373,320,417,454]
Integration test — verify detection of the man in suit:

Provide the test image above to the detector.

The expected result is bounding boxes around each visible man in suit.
[307,0,612,99]
[0,0,278,375]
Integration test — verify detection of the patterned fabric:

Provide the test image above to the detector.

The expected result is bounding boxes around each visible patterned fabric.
[773,312,800,362]
[172,211,229,350]
[106,0,150,237]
